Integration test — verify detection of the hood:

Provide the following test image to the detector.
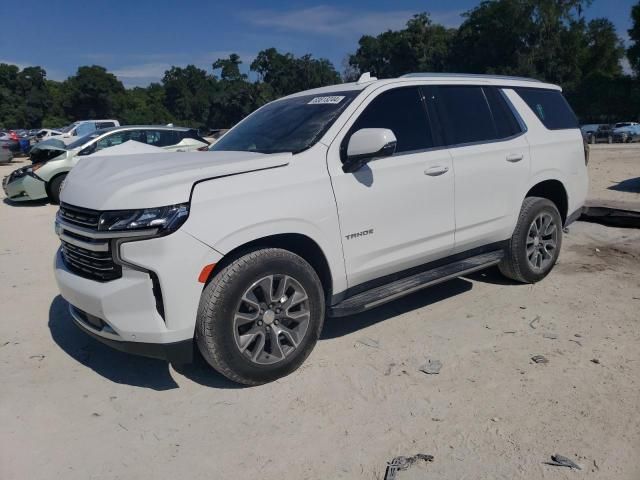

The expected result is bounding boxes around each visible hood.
[29,139,67,163]
[60,150,291,210]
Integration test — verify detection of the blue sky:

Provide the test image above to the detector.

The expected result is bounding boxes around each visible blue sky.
[0,0,636,87]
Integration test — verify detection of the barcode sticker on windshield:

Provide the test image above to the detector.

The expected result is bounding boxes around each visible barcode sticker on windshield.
[308,96,345,105]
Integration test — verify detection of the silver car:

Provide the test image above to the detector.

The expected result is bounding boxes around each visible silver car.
[0,141,13,163]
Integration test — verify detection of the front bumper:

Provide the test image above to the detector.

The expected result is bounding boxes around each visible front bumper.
[70,304,194,363]
[2,171,47,201]
[54,226,222,358]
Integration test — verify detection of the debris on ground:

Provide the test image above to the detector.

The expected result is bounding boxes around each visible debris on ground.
[545,454,582,470]
[531,355,549,364]
[569,339,583,347]
[384,454,434,480]
[591,358,601,364]
[354,337,380,349]
[384,363,396,376]
[529,315,541,329]
[419,358,442,375]
[542,333,558,340]
[29,354,45,361]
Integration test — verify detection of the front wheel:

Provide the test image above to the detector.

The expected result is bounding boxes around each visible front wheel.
[499,197,563,283]
[196,248,325,385]
[48,174,67,204]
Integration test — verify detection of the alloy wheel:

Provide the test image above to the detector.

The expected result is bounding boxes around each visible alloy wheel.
[233,275,311,365]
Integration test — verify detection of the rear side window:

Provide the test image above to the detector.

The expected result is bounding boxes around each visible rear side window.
[514,88,578,130]
[484,88,523,138]
[433,86,497,145]
[350,87,433,153]
[146,130,179,147]
[96,121,116,129]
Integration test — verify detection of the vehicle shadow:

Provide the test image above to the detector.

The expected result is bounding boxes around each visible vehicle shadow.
[608,176,640,193]
[463,265,518,286]
[322,277,473,339]
[3,197,50,207]
[48,295,242,390]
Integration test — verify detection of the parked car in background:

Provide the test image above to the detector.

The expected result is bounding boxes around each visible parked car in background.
[614,122,638,129]
[0,135,21,153]
[35,129,63,141]
[0,141,13,163]
[612,124,640,143]
[3,125,209,203]
[58,120,120,144]
[52,73,588,385]
[586,124,614,144]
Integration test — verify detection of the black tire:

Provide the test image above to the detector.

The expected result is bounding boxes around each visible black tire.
[48,174,66,204]
[499,197,563,283]
[196,248,325,385]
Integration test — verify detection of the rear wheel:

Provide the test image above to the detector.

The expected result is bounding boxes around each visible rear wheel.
[499,197,562,283]
[196,248,325,385]
[48,174,67,204]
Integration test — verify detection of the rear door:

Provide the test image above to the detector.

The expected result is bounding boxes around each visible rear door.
[427,85,530,251]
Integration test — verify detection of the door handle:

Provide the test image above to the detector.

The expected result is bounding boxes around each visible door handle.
[424,165,449,176]
[506,153,524,163]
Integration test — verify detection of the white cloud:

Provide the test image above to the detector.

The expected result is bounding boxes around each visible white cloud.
[242,5,462,37]
[112,63,172,80]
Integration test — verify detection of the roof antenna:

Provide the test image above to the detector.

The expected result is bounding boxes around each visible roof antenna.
[356,72,377,85]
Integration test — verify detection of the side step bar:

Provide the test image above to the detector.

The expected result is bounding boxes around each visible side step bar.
[329,250,504,317]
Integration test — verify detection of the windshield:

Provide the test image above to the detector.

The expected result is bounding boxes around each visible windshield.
[67,132,100,149]
[211,91,360,154]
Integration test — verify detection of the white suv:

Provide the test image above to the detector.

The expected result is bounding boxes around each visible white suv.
[54,73,588,385]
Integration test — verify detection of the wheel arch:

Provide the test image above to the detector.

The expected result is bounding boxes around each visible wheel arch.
[202,233,335,300]
[525,179,568,224]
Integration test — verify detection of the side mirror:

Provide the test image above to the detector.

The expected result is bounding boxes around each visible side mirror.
[342,128,397,173]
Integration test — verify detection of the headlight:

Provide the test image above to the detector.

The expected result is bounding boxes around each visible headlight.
[97,203,189,233]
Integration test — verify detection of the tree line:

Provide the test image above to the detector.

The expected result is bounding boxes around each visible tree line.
[1,0,639,130]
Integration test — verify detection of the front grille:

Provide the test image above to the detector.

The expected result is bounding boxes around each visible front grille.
[58,203,122,282]
[59,203,101,229]
[61,240,121,281]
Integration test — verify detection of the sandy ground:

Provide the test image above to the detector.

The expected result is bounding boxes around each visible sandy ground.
[1,147,639,480]
[587,144,640,208]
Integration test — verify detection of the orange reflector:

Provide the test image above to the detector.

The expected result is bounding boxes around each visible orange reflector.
[198,263,216,283]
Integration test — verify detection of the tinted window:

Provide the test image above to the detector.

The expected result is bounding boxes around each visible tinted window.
[433,86,497,144]
[146,130,179,147]
[514,88,578,130]
[484,87,523,138]
[212,91,359,154]
[96,131,131,150]
[97,121,116,129]
[350,87,433,153]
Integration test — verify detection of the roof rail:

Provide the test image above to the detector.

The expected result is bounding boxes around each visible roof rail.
[401,72,542,82]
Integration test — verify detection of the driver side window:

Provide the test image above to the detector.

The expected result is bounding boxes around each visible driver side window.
[350,87,434,154]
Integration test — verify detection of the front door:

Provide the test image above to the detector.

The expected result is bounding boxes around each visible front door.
[327,86,455,288]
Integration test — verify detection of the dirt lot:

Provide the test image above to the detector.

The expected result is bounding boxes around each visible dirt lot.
[1,146,639,479]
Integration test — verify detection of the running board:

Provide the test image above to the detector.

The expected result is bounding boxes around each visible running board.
[329,250,504,317]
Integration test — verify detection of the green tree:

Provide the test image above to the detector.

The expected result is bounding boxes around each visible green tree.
[62,65,125,119]
[251,48,340,96]
[628,1,640,75]
[348,13,454,78]
[162,65,215,127]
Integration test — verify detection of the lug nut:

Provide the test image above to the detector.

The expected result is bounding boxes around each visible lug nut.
[274,320,279,325]
[257,320,263,326]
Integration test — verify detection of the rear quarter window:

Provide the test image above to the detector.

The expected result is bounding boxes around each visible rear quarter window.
[514,88,578,130]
